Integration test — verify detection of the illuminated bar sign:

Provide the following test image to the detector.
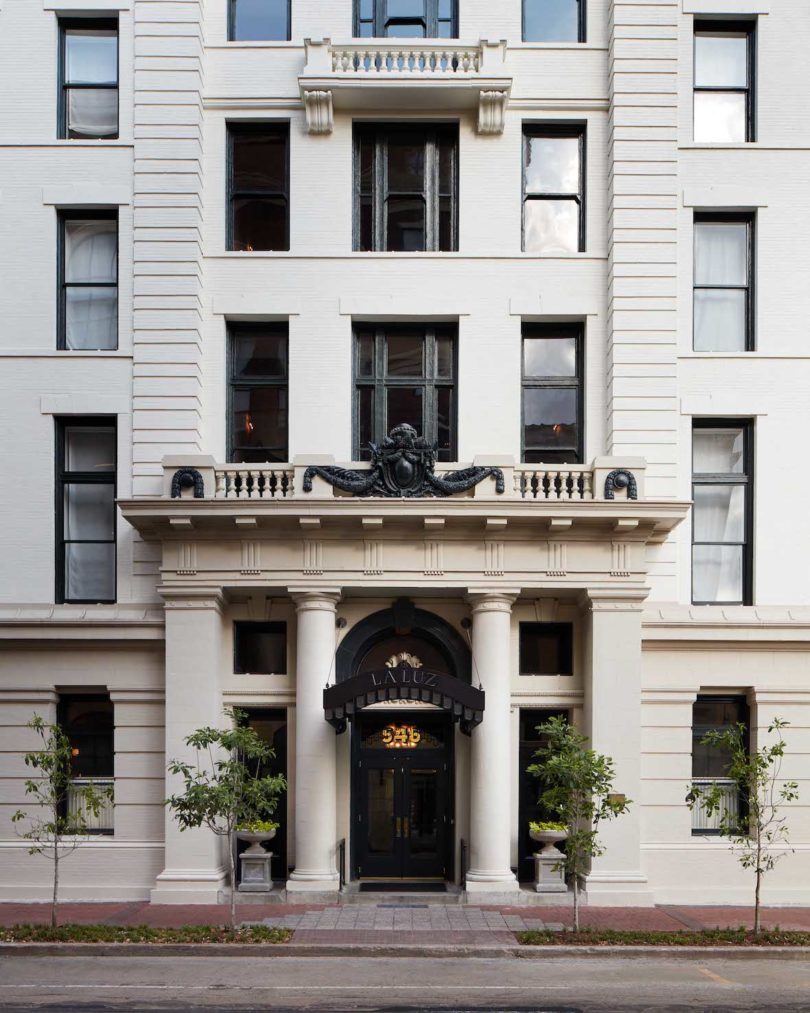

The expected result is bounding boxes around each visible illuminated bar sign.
[381,724,421,749]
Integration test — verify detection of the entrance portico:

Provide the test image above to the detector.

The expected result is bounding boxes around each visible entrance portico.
[119,444,689,904]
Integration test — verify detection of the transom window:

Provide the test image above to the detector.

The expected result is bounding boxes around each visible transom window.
[692,421,753,605]
[58,211,118,350]
[59,19,118,140]
[523,125,585,254]
[228,322,289,463]
[354,325,456,461]
[523,0,584,43]
[355,123,458,252]
[694,21,755,143]
[522,324,583,463]
[693,214,754,352]
[56,418,117,604]
[227,122,289,252]
[229,0,290,41]
[519,623,574,675]
[234,622,287,674]
[356,0,457,38]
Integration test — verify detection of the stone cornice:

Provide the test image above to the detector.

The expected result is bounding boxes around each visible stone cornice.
[579,589,650,613]
[158,587,226,613]
[643,605,810,642]
[0,605,165,640]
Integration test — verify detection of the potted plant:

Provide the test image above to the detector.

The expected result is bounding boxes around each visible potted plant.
[236,819,279,855]
[529,820,568,856]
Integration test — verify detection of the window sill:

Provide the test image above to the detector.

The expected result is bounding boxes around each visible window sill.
[1,349,131,358]
[208,41,299,49]
[680,352,810,360]
[511,42,607,51]
[44,0,131,9]
[214,251,605,261]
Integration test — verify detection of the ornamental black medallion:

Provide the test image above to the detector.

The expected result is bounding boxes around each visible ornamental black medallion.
[303,423,504,499]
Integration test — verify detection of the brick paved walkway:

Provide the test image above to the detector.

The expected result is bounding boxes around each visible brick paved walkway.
[2,901,810,935]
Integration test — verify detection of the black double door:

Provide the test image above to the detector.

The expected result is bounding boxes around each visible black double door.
[354,711,452,882]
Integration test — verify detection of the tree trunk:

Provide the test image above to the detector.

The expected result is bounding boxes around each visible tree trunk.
[52,847,59,929]
[754,827,762,936]
[573,874,580,931]
[228,833,237,931]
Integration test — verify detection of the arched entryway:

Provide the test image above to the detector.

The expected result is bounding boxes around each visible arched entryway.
[325,601,479,885]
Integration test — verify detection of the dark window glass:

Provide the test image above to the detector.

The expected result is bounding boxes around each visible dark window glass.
[354,324,456,460]
[355,0,457,37]
[523,0,584,43]
[228,123,289,251]
[692,421,752,605]
[354,124,458,252]
[691,695,748,834]
[56,419,116,604]
[694,214,754,351]
[694,22,754,142]
[522,323,583,463]
[59,211,118,350]
[230,0,290,41]
[234,622,287,673]
[59,20,118,139]
[519,623,573,675]
[523,126,585,253]
[228,323,289,462]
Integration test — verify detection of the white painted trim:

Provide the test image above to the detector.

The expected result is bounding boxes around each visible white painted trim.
[680,395,768,417]
[338,296,471,317]
[42,185,131,206]
[682,0,770,12]
[40,395,130,415]
[509,296,600,317]
[682,186,767,209]
[212,296,302,317]
[43,0,131,9]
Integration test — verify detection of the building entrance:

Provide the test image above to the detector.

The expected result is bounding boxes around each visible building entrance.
[353,710,453,882]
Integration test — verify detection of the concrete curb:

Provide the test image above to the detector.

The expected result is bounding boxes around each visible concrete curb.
[3,942,810,960]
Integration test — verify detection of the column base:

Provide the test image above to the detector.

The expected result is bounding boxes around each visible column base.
[149,868,227,905]
[584,872,654,907]
[286,873,340,894]
[464,872,520,893]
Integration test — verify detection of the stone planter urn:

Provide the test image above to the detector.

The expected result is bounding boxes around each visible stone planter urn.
[530,827,568,894]
[529,827,568,857]
[236,828,276,893]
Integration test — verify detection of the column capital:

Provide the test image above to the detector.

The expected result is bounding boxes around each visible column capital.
[158,586,225,613]
[466,589,519,614]
[578,588,649,614]
[288,588,342,613]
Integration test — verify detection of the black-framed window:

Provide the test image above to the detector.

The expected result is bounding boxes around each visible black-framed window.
[56,419,117,604]
[692,420,753,605]
[355,123,458,252]
[523,125,585,254]
[229,0,290,40]
[519,623,573,675]
[58,210,118,350]
[694,21,755,143]
[522,323,583,463]
[227,122,289,251]
[234,622,287,673]
[228,322,288,462]
[353,324,456,460]
[59,19,118,140]
[693,214,754,352]
[355,0,457,38]
[58,693,114,834]
[691,695,748,835]
[523,0,585,43]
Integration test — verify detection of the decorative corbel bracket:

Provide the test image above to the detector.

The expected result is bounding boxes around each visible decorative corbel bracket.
[478,89,509,135]
[303,89,334,134]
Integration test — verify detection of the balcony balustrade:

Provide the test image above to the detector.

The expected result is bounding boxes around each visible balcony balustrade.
[298,37,512,134]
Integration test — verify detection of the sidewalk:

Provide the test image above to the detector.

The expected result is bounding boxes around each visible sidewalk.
[3,900,810,947]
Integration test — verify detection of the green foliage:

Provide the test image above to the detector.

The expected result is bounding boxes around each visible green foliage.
[686,717,799,934]
[10,714,114,928]
[516,927,810,947]
[527,715,631,929]
[529,821,567,833]
[236,819,280,833]
[164,708,287,927]
[0,923,292,944]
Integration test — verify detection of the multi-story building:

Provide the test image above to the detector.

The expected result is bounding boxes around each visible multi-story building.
[1,0,807,906]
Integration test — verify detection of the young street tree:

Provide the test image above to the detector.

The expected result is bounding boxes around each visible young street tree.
[11,714,113,928]
[687,717,799,936]
[527,715,631,930]
[165,708,286,929]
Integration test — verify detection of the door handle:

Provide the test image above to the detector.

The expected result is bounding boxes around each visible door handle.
[394,817,402,838]
[403,816,410,837]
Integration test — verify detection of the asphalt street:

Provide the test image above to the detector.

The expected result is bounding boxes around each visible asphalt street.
[1,954,810,1012]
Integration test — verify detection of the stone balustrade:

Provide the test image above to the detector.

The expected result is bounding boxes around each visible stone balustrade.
[330,42,481,76]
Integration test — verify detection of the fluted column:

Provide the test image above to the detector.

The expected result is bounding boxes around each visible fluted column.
[287,590,341,893]
[465,591,520,892]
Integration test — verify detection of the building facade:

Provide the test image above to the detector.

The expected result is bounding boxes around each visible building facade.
[1,0,808,905]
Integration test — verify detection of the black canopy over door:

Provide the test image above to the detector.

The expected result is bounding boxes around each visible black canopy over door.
[354,710,452,881]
